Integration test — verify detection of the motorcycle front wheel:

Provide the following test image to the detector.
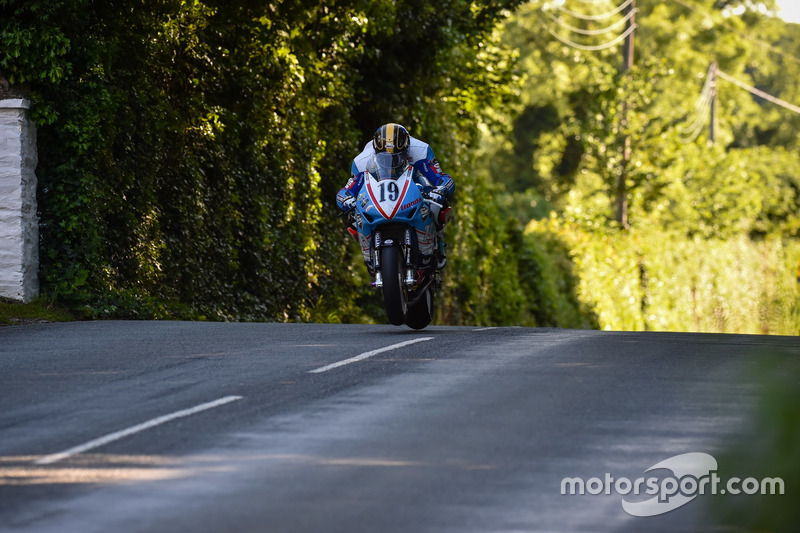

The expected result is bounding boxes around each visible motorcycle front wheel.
[381,246,407,326]
[405,287,434,330]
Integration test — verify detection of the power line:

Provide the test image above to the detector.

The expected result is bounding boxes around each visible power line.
[717,69,800,114]
[556,0,635,21]
[546,21,637,51]
[544,7,636,36]
[680,64,800,144]
[680,65,716,143]
[542,0,638,52]
[679,91,712,143]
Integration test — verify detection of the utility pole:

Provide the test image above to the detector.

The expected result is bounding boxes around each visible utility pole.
[622,0,636,73]
[709,61,717,144]
[616,0,636,228]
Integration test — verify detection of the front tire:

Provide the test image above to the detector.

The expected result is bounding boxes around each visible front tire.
[405,287,434,330]
[381,246,407,325]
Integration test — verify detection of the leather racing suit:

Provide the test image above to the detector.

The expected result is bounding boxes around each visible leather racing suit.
[336,136,454,268]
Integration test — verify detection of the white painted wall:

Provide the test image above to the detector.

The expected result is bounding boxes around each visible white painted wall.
[0,99,39,302]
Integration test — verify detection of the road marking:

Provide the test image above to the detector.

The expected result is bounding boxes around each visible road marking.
[33,396,243,465]
[308,337,434,374]
[472,327,497,332]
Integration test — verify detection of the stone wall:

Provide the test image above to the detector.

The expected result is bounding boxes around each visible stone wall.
[0,99,39,302]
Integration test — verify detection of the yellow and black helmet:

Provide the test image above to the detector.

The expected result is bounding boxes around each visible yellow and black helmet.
[373,123,410,154]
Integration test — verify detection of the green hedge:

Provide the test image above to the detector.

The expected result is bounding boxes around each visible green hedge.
[1,0,523,321]
[525,218,800,335]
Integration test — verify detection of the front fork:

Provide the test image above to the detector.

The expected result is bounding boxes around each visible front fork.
[371,228,416,289]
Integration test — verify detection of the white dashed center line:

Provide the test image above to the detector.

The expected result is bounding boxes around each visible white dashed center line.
[308,337,434,374]
[34,395,243,465]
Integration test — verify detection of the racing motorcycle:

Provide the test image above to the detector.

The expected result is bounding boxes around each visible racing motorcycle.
[345,152,448,330]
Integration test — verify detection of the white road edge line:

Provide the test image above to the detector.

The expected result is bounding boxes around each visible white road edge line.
[308,337,434,374]
[33,395,243,465]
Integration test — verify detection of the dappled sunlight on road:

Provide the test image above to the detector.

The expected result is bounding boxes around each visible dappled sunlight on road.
[0,454,231,486]
[0,452,494,486]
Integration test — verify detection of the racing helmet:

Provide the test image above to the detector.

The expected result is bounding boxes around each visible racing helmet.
[373,123,410,154]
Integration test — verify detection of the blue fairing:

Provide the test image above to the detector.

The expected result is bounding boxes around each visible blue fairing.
[352,168,437,271]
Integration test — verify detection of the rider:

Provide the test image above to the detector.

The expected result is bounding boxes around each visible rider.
[336,123,455,268]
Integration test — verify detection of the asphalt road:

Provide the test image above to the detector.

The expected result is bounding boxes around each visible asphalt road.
[0,322,797,532]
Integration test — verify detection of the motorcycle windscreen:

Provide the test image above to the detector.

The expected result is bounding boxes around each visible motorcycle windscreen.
[372,152,409,181]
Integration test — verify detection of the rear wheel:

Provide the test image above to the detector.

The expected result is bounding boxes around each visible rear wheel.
[381,246,407,325]
[405,287,434,330]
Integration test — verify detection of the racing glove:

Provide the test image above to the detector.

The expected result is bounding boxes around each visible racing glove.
[425,187,447,205]
[341,196,356,212]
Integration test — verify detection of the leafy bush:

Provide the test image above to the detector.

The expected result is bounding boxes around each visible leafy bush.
[525,218,800,335]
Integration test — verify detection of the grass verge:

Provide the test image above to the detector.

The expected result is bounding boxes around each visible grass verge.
[0,297,76,326]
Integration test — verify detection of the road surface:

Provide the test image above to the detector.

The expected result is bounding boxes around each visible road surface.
[0,322,797,532]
